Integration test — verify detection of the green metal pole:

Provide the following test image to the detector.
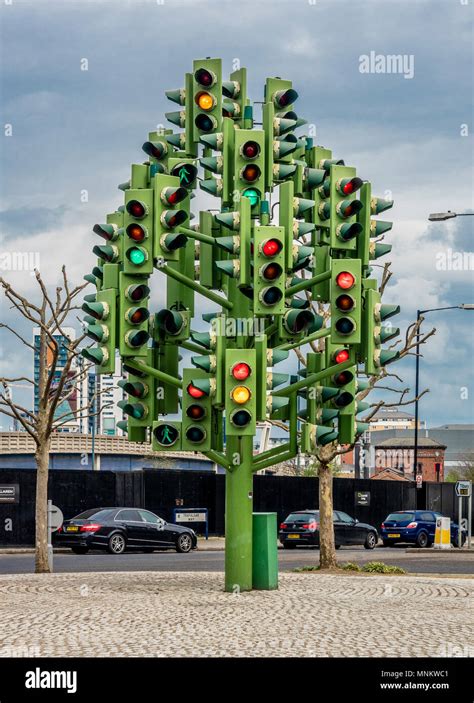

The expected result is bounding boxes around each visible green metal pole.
[124,358,182,388]
[158,264,234,310]
[272,358,354,397]
[205,449,233,472]
[254,450,296,473]
[276,327,330,351]
[285,270,331,297]
[253,442,291,465]
[180,340,211,355]
[177,226,216,246]
[224,434,254,592]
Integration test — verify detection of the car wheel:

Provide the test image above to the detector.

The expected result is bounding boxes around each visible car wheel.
[107,533,126,554]
[71,547,89,555]
[176,533,193,553]
[416,531,429,548]
[335,545,341,550]
[364,532,377,550]
[283,542,297,549]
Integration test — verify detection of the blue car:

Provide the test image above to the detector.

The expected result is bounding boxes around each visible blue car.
[381,510,467,548]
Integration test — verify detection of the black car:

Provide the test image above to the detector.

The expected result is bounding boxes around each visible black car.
[54,507,198,555]
[279,510,379,550]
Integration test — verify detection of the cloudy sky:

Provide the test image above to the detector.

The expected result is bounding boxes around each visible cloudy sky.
[1,0,473,429]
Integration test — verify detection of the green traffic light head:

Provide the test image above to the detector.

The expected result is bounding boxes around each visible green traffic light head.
[85,323,108,343]
[118,380,148,398]
[125,307,150,325]
[125,246,148,267]
[160,232,187,252]
[336,198,364,219]
[125,283,150,303]
[191,354,216,373]
[92,245,119,263]
[118,400,148,420]
[165,110,186,128]
[165,88,185,105]
[81,300,109,321]
[336,222,363,242]
[242,188,260,208]
[81,347,108,367]
[125,329,150,349]
[371,197,394,215]
[142,140,168,159]
[156,309,185,336]
[283,309,315,335]
[273,88,298,109]
[93,223,119,241]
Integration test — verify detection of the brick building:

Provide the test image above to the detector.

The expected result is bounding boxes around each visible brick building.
[374,437,446,482]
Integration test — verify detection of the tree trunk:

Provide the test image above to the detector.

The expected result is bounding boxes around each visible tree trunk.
[319,460,338,569]
[35,438,51,573]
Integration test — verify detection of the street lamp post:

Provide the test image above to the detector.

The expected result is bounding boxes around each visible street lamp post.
[413,304,474,480]
[428,211,474,221]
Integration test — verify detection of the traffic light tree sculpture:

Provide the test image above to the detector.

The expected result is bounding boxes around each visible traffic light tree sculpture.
[80,59,433,589]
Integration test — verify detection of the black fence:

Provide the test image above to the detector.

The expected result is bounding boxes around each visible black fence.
[0,468,469,547]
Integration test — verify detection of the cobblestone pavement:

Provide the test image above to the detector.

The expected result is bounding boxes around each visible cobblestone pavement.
[0,571,472,658]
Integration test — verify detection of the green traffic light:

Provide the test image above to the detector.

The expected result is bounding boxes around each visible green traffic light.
[126,247,147,266]
[242,188,260,207]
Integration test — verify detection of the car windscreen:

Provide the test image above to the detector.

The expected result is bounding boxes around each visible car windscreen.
[72,509,112,521]
[284,513,318,522]
[385,512,415,524]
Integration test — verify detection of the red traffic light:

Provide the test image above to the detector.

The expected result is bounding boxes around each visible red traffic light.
[241,141,261,159]
[186,404,206,420]
[231,362,251,381]
[186,383,206,399]
[261,238,283,257]
[126,200,147,219]
[333,369,354,386]
[126,307,149,325]
[261,262,283,280]
[241,164,261,183]
[334,348,350,364]
[337,199,363,219]
[336,271,355,290]
[125,284,150,302]
[195,67,215,87]
[126,224,146,242]
[161,186,187,206]
[337,177,363,195]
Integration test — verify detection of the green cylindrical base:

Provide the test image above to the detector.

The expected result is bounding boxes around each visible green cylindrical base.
[224,436,253,592]
[252,512,278,590]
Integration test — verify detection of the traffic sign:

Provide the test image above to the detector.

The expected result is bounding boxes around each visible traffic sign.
[49,504,64,532]
[416,474,423,489]
[456,480,472,497]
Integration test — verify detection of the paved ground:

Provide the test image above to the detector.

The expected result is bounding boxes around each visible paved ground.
[0,545,472,575]
[0,570,472,657]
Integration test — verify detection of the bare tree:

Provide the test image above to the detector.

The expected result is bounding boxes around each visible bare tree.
[269,263,436,570]
[0,267,108,573]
